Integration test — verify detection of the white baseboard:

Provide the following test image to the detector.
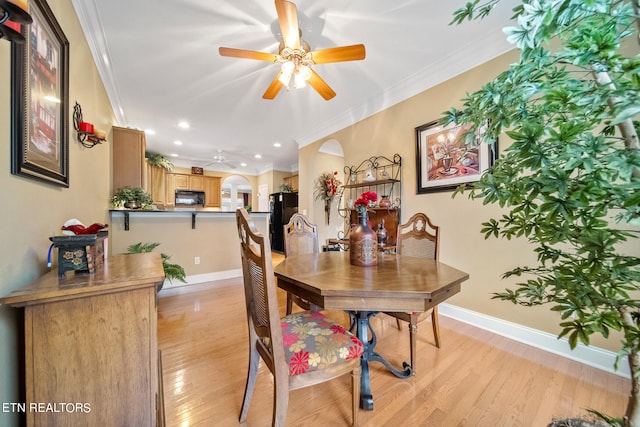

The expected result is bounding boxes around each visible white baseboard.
[158,272,630,378]
[439,303,630,378]
[158,269,242,296]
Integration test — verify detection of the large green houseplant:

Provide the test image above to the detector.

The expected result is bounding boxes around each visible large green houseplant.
[445,1,639,426]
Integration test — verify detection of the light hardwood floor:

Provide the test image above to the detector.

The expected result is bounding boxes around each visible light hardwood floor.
[158,271,630,426]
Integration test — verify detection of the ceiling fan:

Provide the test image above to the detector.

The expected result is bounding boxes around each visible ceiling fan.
[218,0,366,100]
[204,150,237,169]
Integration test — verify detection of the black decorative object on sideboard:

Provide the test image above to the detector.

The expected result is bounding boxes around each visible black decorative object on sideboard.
[50,231,108,277]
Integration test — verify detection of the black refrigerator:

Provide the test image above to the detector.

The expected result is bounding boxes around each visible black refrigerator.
[269,192,298,253]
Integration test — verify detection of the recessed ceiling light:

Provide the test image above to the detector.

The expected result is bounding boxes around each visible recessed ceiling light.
[240,162,247,167]
[145,129,156,135]
[173,140,182,145]
[178,121,190,129]
[254,154,262,159]
[170,153,179,157]
[273,142,281,148]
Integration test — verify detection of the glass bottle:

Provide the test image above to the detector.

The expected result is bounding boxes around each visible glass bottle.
[377,219,387,249]
[349,209,378,266]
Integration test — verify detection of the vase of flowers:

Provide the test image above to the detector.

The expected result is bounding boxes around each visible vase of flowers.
[350,191,378,266]
[314,171,342,225]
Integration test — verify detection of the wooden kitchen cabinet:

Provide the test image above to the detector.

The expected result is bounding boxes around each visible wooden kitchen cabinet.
[165,173,176,207]
[173,174,190,190]
[169,174,204,191]
[283,174,299,192]
[0,253,165,427]
[112,126,146,192]
[189,175,204,191]
[148,164,167,205]
[204,176,221,207]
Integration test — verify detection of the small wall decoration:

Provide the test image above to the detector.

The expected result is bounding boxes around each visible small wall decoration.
[314,170,342,225]
[11,0,70,186]
[416,120,496,193]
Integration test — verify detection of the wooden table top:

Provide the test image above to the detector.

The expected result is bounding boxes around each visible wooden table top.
[0,253,165,307]
[274,251,469,312]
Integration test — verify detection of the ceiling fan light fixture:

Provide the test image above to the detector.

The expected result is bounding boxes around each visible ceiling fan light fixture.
[298,64,311,80]
[293,71,306,88]
[279,60,295,87]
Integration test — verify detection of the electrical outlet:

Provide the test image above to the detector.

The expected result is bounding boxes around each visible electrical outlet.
[194,256,200,265]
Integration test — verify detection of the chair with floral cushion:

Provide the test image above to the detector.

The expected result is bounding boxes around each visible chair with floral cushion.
[382,212,441,374]
[283,213,319,314]
[236,208,363,427]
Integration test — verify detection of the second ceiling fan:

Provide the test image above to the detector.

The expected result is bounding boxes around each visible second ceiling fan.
[219,0,365,100]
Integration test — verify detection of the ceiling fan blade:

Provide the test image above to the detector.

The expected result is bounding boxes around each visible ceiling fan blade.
[263,72,285,99]
[311,44,366,64]
[307,69,336,100]
[219,47,278,62]
[275,0,300,50]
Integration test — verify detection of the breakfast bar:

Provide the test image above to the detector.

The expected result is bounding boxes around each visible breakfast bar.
[108,210,269,289]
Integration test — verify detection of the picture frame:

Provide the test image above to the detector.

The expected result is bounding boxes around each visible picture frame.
[11,0,70,187]
[415,120,497,194]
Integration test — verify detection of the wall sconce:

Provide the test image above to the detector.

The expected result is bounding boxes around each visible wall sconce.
[0,0,32,44]
[73,102,106,148]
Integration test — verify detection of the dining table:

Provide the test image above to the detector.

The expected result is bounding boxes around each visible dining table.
[273,251,469,410]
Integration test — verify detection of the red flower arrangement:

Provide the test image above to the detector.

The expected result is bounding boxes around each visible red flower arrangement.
[354,191,377,213]
[314,170,342,203]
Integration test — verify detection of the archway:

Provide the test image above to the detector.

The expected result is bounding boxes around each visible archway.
[221,175,252,211]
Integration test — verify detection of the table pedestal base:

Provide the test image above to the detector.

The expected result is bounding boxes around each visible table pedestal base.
[348,311,413,410]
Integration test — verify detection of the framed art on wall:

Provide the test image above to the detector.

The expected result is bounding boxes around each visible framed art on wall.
[11,0,70,187]
[416,120,496,194]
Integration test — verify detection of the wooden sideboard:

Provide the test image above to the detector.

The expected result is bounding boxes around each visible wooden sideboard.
[0,253,165,426]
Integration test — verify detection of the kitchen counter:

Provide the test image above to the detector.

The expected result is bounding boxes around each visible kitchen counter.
[110,209,268,230]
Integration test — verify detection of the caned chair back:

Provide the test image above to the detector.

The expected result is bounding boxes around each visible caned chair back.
[283,213,318,313]
[236,208,285,374]
[284,213,319,256]
[396,212,439,260]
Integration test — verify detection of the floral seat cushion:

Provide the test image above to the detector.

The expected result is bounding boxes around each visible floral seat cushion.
[281,311,363,376]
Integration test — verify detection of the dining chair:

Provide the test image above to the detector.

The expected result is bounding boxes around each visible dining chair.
[236,208,363,427]
[382,212,441,374]
[283,213,319,314]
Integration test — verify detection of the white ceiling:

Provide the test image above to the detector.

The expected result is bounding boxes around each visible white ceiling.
[71,0,518,175]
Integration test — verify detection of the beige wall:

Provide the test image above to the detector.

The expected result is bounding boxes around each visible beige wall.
[0,0,116,422]
[300,47,637,353]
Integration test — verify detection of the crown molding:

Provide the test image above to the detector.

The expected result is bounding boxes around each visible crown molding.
[296,30,515,148]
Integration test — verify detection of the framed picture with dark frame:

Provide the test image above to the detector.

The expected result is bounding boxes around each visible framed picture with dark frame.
[416,120,496,194]
[11,0,70,187]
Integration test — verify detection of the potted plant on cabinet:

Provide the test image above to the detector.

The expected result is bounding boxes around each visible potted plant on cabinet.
[145,152,175,171]
[111,186,154,209]
[447,1,639,426]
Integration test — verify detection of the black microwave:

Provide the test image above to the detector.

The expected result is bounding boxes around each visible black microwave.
[175,190,205,206]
